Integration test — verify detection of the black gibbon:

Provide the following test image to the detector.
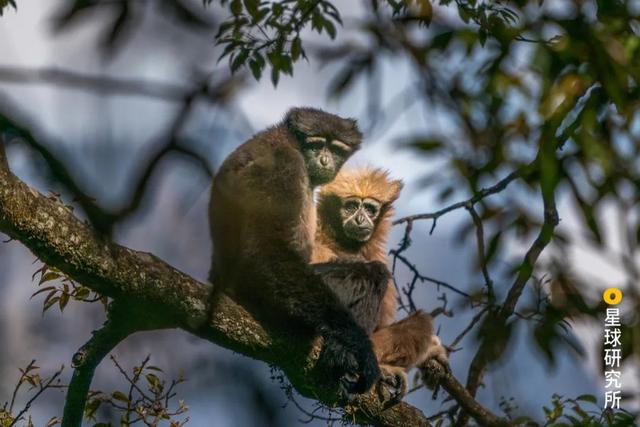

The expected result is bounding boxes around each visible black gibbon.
[209,107,384,395]
[312,168,448,397]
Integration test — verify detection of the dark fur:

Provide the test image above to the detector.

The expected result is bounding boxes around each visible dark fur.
[313,260,389,335]
[209,107,380,394]
[286,107,362,147]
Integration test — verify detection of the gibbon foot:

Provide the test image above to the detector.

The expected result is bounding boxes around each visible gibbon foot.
[420,335,450,397]
[425,335,449,368]
[338,372,359,403]
[319,329,381,401]
[376,364,408,402]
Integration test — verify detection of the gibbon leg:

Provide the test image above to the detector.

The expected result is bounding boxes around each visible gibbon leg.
[371,311,449,399]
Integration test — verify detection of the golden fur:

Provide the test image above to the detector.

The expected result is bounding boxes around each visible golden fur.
[312,168,401,328]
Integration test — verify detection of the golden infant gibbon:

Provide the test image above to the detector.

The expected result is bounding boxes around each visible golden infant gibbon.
[311,168,448,398]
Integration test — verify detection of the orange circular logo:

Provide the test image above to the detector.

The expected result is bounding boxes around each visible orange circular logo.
[603,288,622,305]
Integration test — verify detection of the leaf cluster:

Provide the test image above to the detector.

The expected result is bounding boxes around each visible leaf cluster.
[31,263,108,314]
[85,355,189,427]
[212,0,342,85]
[0,361,64,427]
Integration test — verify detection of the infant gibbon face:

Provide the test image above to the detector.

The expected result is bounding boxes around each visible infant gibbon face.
[340,196,382,242]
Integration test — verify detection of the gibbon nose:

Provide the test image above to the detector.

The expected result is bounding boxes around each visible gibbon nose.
[355,213,366,225]
[319,155,330,167]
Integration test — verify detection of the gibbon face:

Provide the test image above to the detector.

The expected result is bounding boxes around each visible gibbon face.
[286,107,362,186]
[340,196,382,242]
[317,168,403,249]
[302,136,354,186]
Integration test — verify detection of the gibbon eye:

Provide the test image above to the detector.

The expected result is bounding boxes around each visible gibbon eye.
[330,140,351,155]
[305,136,326,147]
[343,199,360,213]
[363,203,379,217]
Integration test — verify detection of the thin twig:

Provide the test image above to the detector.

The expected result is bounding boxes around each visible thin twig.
[466,204,494,300]
[390,250,471,298]
[393,169,523,227]
[449,306,490,350]
[9,366,65,427]
[8,360,37,412]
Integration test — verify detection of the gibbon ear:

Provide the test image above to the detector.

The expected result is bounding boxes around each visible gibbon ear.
[388,179,404,202]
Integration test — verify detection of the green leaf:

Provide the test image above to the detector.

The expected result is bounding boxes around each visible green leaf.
[215,21,234,38]
[410,138,444,151]
[255,8,269,23]
[39,271,61,285]
[271,67,280,86]
[217,40,238,60]
[59,292,70,311]
[111,391,129,403]
[230,0,242,15]
[291,37,301,61]
[324,19,336,39]
[458,7,471,23]
[42,289,58,308]
[431,31,453,50]
[74,286,90,300]
[311,12,323,32]
[145,373,161,389]
[249,59,262,80]
[478,28,487,46]
[271,2,283,17]
[242,0,258,18]
[43,296,60,313]
[85,398,102,419]
[254,51,265,67]
[45,417,61,427]
[575,394,597,404]
[31,286,57,299]
[231,49,249,73]
[280,54,292,75]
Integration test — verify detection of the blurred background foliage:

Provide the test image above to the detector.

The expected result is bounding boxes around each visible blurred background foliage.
[0,0,639,426]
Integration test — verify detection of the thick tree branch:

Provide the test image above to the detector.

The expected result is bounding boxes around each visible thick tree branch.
[0,143,437,426]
